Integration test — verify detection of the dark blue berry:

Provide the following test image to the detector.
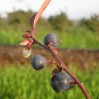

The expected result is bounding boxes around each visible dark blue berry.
[31,55,46,70]
[51,72,73,92]
[44,33,59,47]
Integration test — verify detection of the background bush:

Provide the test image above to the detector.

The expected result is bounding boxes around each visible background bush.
[0,10,99,49]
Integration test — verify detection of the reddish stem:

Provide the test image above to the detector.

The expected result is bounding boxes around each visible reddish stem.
[28,0,90,99]
[50,47,90,99]
[34,38,90,99]
[30,0,51,33]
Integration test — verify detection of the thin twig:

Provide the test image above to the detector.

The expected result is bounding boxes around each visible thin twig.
[28,0,90,99]
[30,0,52,33]
[34,38,90,99]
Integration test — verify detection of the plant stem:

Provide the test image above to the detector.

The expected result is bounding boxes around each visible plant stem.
[30,0,90,99]
[34,38,90,99]
[31,0,52,31]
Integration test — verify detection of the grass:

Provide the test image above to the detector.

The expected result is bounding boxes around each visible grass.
[58,32,99,49]
[0,64,99,99]
[0,30,23,45]
[0,29,99,49]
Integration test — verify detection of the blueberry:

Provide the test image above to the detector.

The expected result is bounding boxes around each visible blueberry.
[31,55,46,70]
[44,33,59,47]
[51,72,73,92]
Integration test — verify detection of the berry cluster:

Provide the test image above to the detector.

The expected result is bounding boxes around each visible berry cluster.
[20,33,75,92]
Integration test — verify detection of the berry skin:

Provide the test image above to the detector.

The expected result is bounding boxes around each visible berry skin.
[31,55,46,70]
[51,72,73,92]
[44,33,59,47]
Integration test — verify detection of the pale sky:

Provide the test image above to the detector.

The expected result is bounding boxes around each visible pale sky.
[0,0,99,20]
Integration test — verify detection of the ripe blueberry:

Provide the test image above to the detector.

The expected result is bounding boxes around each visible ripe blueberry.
[51,72,73,92]
[31,55,46,70]
[44,33,59,47]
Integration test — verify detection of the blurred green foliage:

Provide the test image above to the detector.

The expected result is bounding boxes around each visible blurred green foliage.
[0,10,51,32]
[48,12,73,32]
[79,15,99,32]
[0,64,99,99]
[0,10,99,49]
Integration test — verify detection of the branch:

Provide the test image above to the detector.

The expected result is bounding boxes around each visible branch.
[34,38,90,99]
[30,0,52,34]
[21,0,90,99]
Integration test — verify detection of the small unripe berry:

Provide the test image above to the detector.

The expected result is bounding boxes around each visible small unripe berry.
[23,48,32,58]
[44,33,59,47]
[31,55,46,70]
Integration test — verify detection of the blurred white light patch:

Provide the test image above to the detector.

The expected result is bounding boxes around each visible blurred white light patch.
[0,13,8,18]
[0,0,99,20]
